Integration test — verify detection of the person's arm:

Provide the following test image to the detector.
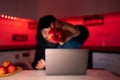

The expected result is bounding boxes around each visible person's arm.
[72,25,89,44]
[61,22,80,40]
[50,21,80,45]
[32,45,45,70]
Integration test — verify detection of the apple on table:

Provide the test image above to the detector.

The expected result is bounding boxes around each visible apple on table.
[2,61,11,67]
[6,63,17,73]
[0,66,7,75]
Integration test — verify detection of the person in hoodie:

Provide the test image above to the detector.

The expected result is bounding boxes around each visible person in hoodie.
[32,15,89,70]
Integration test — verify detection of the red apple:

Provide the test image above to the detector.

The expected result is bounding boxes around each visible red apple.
[48,28,64,43]
[0,66,7,75]
[6,63,16,73]
[2,61,11,67]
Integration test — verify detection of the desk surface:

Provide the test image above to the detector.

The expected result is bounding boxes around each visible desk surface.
[0,70,120,80]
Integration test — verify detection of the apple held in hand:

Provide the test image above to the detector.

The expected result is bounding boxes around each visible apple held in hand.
[0,66,7,75]
[48,28,64,43]
[6,63,16,73]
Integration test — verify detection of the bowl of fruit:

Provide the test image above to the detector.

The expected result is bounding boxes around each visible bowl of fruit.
[0,61,23,77]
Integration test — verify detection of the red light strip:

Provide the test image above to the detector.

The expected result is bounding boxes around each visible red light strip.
[0,14,18,20]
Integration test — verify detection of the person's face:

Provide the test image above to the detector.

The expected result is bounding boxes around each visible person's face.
[41,27,51,40]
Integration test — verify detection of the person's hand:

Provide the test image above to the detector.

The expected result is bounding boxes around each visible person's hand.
[50,21,80,45]
[35,59,46,70]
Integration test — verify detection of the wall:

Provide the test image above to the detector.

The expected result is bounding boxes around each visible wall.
[37,0,65,19]
[37,0,120,19]
[0,0,120,20]
[63,0,120,17]
[0,0,38,20]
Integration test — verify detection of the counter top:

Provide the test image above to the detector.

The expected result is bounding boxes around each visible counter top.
[81,46,120,52]
[0,70,120,80]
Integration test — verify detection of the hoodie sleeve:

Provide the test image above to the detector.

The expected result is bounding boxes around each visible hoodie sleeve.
[32,44,45,69]
[73,25,89,44]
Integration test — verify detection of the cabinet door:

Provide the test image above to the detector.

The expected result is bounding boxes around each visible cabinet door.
[82,14,105,47]
[103,14,120,47]
[83,26,104,47]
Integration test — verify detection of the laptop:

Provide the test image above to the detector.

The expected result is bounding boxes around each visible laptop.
[45,49,89,75]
